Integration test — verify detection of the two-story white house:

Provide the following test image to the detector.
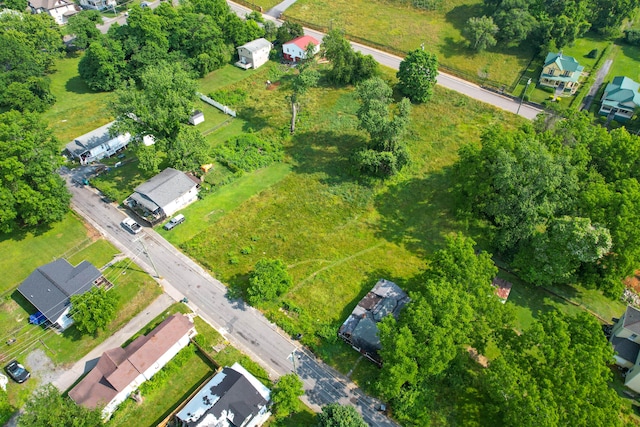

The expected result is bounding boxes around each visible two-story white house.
[236,38,272,70]
[611,306,640,392]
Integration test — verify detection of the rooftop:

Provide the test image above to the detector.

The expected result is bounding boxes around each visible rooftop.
[285,35,320,50]
[602,76,640,109]
[129,168,199,213]
[238,38,272,53]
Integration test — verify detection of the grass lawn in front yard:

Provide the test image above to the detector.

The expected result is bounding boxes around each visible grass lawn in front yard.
[91,159,155,205]
[67,239,120,269]
[284,0,533,87]
[41,53,112,145]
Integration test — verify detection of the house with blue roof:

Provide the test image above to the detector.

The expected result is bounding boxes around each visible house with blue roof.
[599,76,640,122]
[538,52,584,95]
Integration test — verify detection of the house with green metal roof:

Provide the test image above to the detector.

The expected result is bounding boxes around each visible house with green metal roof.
[599,76,640,122]
[538,52,584,95]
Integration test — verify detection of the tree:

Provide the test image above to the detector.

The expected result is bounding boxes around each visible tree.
[289,46,320,133]
[397,48,438,103]
[79,38,126,92]
[275,21,303,45]
[493,2,537,44]
[66,11,102,50]
[481,312,623,427]
[0,111,71,233]
[463,16,498,52]
[353,78,411,176]
[110,61,197,149]
[247,258,293,306]
[18,384,103,427]
[317,403,367,427]
[1,0,26,10]
[271,373,304,418]
[2,77,56,112]
[514,216,612,286]
[167,126,210,172]
[322,29,378,85]
[70,287,118,335]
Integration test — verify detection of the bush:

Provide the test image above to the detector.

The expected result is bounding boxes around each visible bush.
[625,29,640,46]
[587,48,598,59]
[215,134,283,173]
[247,258,292,306]
[209,88,247,107]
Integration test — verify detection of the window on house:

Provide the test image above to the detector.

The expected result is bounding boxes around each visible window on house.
[548,69,554,76]
[632,334,638,340]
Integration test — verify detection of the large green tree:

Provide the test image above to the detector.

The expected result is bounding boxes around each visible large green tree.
[463,16,498,52]
[397,48,438,103]
[66,11,102,50]
[167,126,210,172]
[70,287,118,335]
[18,384,103,427]
[481,312,622,427]
[0,111,70,233]
[322,29,378,85]
[79,38,126,92]
[317,404,367,427]
[271,373,304,419]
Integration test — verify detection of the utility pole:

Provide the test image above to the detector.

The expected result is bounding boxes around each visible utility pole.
[139,238,160,279]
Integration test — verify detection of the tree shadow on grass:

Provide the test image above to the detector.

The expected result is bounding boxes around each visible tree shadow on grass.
[239,107,272,133]
[65,75,98,95]
[373,167,461,258]
[444,3,488,31]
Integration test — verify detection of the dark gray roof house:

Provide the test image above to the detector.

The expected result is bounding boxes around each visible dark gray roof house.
[338,279,410,365]
[175,362,271,427]
[126,168,199,223]
[17,259,103,330]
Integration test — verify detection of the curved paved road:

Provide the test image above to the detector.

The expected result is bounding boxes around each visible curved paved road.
[227,0,543,120]
[62,169,397,427]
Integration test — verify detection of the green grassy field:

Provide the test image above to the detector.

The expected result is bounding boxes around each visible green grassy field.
[606,43,640,82]
[284,0,533,87]
[41,54,112,145]
[0,213,94,296]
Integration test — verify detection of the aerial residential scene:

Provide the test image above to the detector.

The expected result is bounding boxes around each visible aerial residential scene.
[2,0,640,426]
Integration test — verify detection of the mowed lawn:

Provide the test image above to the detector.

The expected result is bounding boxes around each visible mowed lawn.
[41,53,112,145]
[284,0,533,86]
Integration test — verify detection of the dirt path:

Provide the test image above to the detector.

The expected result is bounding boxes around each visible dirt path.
[581,59,613,111]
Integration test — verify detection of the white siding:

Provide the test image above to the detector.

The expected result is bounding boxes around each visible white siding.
[161,187,198,217]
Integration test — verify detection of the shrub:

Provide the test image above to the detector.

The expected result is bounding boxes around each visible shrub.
[215,134,283,173]
[209,88,247,107]
[625,29,640,46]
[247,258,292,306]
[587,48,598,59]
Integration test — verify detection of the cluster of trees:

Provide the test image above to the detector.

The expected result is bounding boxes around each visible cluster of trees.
[0,111,71,233]
[0,13,64,112]
[353,78,411,177]
[464,0,637,52]
[76,0,265,91]
[454,112,640,296]
[321,30,378,86]
[18,384,103,427]
[376,234,623,426]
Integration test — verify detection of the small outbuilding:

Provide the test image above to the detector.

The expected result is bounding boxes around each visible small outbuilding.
[282,35,320,62]
[236,38,272,70]
[174,362,270,427]
[66,121,130,165]
[338,279,409,365]
[189,110,205,126]
[126,167,200,223]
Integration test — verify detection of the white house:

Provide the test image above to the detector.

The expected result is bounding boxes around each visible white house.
[17,259,108,330]
[282,35,320,62]
[175,363,271,427]
[66,121,131,165]
[28,0,80,24]
[236,38,272,70]
[78,0,116,10]
[69,314,197,418]
[610,306,640,393]
[126,168,200,222]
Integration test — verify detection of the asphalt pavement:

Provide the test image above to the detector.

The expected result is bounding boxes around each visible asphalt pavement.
[62,170,398,426]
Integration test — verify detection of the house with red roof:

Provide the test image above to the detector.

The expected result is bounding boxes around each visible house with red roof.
[282,35,320,62]
[68,313,196,418]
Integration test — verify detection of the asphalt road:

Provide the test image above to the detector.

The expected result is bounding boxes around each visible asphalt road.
[62,167,397,427]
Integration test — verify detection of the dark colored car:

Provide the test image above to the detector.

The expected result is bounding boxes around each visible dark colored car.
[5,360,30,383]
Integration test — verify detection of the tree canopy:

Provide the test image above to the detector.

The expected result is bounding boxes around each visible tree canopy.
[271,373,304,419]
[70,287,118,335]
[247,258,293,306]
[397,48,438,103]
[18,384,103,427]
[317,404,367,427]
[322,29,378,85]
[0,111,71,233]
[453,112,640,296]
[463,16,498,52]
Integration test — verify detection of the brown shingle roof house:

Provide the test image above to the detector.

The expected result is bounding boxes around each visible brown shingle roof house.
[69,313,196,418]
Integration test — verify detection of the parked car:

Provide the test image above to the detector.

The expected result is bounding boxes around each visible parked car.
[5,360,30,383]
[163,214,185,230]
[122,217,142,234]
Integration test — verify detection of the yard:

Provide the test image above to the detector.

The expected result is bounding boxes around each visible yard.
[283,0,534,88]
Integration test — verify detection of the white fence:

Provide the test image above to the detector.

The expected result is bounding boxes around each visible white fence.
[197,92,236,118]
